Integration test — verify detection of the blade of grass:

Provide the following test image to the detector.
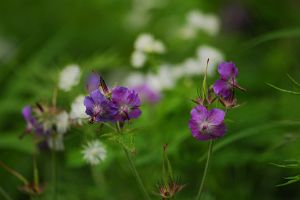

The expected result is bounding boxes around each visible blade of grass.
[267,83,300,95]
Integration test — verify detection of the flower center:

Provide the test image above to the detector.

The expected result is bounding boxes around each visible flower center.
[119,104,129,112]
[93,104,102,114]
[200,121,211,134]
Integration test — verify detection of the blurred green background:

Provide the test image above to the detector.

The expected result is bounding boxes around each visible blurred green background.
[1,0,300,199]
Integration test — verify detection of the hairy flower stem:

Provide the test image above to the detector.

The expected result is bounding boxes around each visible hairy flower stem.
[123,147,151,200]
[195,140,214,200]
[51,149,57,200]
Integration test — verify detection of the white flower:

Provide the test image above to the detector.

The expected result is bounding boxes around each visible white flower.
[48,133,65,151]
[196,45,224,75]
[82,140,107,165]
[182,58,204,75]
[58,64,81,91]
[145,65,177,92]
[55,111,69,134]
[70,95,88,125]
[47,111,69,151]
[186,10,220,36]
[125,72,145,87]
[131,51,147,68]
[134,33,166,54]
[179,25,197,39]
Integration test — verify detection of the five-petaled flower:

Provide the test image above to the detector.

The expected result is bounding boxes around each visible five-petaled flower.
[189,105,226,141]
[112,87,141,122]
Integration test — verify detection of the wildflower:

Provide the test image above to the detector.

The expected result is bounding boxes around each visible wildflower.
[197,45,224,75]
[189,105,226,140]
[58,64,81,91]
[111,86,141,121]
[47,111,69,151]
[84,89,117,122]
[131,50,146,68]
[134,33,166,54]
[82,140,107,165]
[70,95,89,125]
[213,62,242,99]
[186,10,220,36]
[55,111,69,135]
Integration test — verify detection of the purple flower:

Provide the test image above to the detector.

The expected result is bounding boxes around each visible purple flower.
[213,62,239,99]
[86,73,100,93]
[132,84,161,104]
[111,86,141,121]
[189,105,226,141]
[84,89,117,122]
[22,106,45,135]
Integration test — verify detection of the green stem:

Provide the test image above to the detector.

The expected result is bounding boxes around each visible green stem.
[51,150,57,200]
[0,186,13,200]
[123,148,151,200]
[195,140,214,200]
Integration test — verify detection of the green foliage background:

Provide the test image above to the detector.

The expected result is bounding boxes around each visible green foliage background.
[0,0,300,199]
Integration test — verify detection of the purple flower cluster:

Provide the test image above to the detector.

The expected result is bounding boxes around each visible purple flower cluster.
[84,73,142,123]
[189,61,244,141]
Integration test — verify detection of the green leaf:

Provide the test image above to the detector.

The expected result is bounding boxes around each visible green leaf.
[277,175,300,186]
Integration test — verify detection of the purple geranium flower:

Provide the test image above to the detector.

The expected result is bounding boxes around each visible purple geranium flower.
[84,89,117,122]
[213,62,239,99]
[189,105,226,141]
[111,86,142,121]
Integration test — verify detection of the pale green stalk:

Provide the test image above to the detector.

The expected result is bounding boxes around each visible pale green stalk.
[195,141,214,200]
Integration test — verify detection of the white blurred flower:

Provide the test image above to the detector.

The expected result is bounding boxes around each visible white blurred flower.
[58,64,81,91]
[196,45,224,75]
[182,58,204,75]
[82,140,107,165]
[186,10,220,36]
[131,51,147,68]
[48,133,65,151]
[70,95,88,125]
[47,111,69,151]
[125,72,145,87]
[134,33,166,54]
[55,111,69,134]
[179,25,197,39]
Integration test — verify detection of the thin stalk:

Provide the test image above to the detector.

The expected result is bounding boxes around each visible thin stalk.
[123,147,151,200]
[195,140,214,200]
[51,149,57,200]
[0,186,13,200]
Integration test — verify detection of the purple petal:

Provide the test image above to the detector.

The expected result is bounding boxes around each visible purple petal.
[22,106,32,122]
[111,87,128,103]
[213,79,232,98]
[218,62,238,80]
[84,96,94,116]
[128,108,142,119]
[86,73,100,93]
[210,123,226,138]
[90,89,106,104]
[133,84,161,104]
[207,108,225,125]
[190,105,208,123]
